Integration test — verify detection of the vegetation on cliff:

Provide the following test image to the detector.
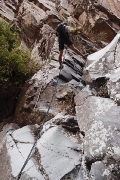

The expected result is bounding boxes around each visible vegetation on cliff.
[0,19,40,121]
[0,20,31,96]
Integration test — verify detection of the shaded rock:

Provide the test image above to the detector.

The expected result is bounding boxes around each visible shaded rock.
[14,1,58,59]
[60,116,80,134]
[90,18,116,43]
[94,0,120,27]
[42,113,77,133]
[0,123,19,140]
[98,0,120,17]
[65,49,85,70]
[59,65,73,82]
[31,24,56,63]
[56,83,74,99]
[89,161,108,180]
[74,85,93,106]
[70,0,118,44]
[14,54,84,125]
[14,65,60,125]
[59,54,83,82]
[17,1,55,45]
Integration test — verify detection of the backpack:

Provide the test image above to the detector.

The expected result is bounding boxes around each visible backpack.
[56,22,68,37]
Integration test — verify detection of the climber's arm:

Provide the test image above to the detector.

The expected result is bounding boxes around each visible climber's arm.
[69,26,81,33]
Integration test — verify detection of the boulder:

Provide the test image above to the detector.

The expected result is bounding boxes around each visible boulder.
[85,105,120,180]
[0,114,82,180]
[75,95,116,132]
[75,89,120,179]
[84,33,120,103]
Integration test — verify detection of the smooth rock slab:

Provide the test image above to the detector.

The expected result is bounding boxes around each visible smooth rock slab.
[75,93,120,179]
[75,96,116,132]
[37,126,81,180]
[6,125,44,180]
[0,123,82,180]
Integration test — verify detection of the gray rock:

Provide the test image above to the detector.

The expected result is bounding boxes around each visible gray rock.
[84,34,120,103]
[56,83,74,99]
[76,96,116,132]
[75,92,120,179]
[74,85,92,106]
[59,65,73,82]
[0,122,82,180]
[89,161,108,180]
[37,126,81,180]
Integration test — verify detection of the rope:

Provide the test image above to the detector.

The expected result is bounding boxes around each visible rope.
[34,79,53,110]
[17,48,67,180]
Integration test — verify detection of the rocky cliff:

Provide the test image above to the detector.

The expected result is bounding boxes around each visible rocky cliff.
[0,0,120,180]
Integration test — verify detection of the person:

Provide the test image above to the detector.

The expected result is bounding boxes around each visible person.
[56,22,84,69]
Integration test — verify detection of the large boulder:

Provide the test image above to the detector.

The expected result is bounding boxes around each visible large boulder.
[75,89,120,180]
[0,114,82,180]
[84,33,120,104]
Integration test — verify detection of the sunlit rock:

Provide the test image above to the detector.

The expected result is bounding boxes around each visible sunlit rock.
[0,116,82,179]
[75,91,120,179]
[84,33,120,103]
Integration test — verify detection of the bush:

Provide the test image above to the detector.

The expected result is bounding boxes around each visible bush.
[0,20,31,96]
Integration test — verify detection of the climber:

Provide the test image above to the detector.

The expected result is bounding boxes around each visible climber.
[56,22,84,69]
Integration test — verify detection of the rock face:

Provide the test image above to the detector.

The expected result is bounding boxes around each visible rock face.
[94,0,120,23]
[55,0,120,43]
[84,33,120,104]
[1,0,120,60]
[0,0,120,180]
[75,92,120,180]
[0,115,82,180]
[0,0,16,20]
[14,44,85,126]
[74,33,120,179]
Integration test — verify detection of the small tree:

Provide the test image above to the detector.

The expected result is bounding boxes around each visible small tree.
[0,19,36,120]
[0,20,31,96]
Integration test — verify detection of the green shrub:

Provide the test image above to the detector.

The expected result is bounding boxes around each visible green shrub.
[0,20,31,96]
